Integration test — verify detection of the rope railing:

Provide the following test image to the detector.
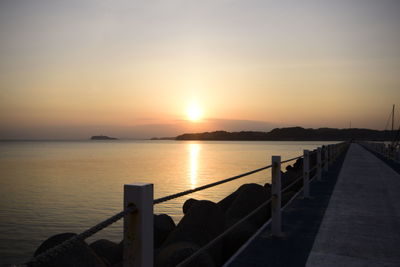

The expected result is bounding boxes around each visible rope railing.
[175,143,348,267]
[24,205,137,267]
[309,165,318,172]
[153,164,273,204]
[281,175,303,194]
[281,155,302,164]
[20,142,350,267]
[176,198,273,267]
[360,141,400,163]
[176,151,336,267]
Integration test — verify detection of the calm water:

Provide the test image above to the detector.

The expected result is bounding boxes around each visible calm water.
[0,140,337,265]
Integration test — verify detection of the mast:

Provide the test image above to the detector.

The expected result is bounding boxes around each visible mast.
[392,104,395,132]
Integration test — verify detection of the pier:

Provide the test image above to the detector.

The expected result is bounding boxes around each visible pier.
[227,143,400,267]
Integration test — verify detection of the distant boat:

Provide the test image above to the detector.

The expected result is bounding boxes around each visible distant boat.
[90,135,118,140]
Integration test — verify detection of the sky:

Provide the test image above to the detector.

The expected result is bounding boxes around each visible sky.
[1,0,400,139]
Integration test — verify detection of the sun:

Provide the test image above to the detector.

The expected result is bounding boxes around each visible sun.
[186,103,203,121]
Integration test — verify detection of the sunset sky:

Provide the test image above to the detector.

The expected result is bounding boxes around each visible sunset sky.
[1,0,400,139]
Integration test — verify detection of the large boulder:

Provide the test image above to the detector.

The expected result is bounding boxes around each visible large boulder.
[156,200,225,266]
[182,198,199,214]
[222,184,270,259]
[154,214,176,248]
[293,157,303,170]
[281,171,303,193]
[224,183,270,227]
[89,239,122,266]
[31,233,106,267]
[221,220,259,260]
[217,190,240,212]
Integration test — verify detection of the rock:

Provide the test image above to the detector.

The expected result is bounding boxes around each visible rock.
[154,214,176,248]
[31,233,106,267]
[163,200,225,247]
[89,239,122,265]
[222,184,270,260]
[157,200,225,265]
[282,190,296,206]
[221,220,258,261]
[293,158,303,170]
[155,242,215,267]
[182,198,199,214]
[225,183,270,227]
[281,171,302,193]
[264,183,271,190]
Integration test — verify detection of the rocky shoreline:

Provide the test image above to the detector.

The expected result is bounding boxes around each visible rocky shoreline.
[29,153,320,267]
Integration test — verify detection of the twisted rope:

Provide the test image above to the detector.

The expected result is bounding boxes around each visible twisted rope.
[281,175,303,194]
[25,206,137,266]
[308,165,318,172]
[153,164,272,204]
[176,197,272,267]
[281,155,302,164]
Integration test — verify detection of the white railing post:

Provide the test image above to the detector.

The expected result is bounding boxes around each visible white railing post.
[124,183,154,267]
[303,150,310,198]
[317,147,322,181]
[271,155,282,236]
[324,146,329,172]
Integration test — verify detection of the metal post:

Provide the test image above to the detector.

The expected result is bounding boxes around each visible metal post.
[324,146,329,172]
[317,147,322,181]
[271,156,282,236]
[303,150,310,198]
[124,183,153,267]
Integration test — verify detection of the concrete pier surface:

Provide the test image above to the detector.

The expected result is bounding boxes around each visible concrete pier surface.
[228,143,400,267]
[306,143,400,267]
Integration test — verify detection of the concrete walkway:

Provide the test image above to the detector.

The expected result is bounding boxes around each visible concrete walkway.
[306,143,400,266]
[227,145,348,267]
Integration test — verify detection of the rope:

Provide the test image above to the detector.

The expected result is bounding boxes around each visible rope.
[281,155,302,164]
[25,206,137,267]
[176,198,272,267]
[308,165,318,172]
[281,175,303,194]
[154,154,305,205]
[153,165,272,204]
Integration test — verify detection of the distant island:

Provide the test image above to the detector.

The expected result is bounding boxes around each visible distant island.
[174,127,396,141]
[150,137,176,140]
[90,135,118,140]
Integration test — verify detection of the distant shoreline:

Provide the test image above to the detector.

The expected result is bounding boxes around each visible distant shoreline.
[0,126,396,142]
[174,127,395,141]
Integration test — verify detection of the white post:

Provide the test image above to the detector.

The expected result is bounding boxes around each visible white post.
[303,150,310,198]
[271,155,282,236]
[317,147,322,181]
[124,183,154,267]
[324,146,329,172]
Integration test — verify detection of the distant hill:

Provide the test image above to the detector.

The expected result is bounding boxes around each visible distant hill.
[175,127,395,141]
[90,135,118,140]
[150,137,176,140]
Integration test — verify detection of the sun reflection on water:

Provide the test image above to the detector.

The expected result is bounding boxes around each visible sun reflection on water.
[188,143,201,188]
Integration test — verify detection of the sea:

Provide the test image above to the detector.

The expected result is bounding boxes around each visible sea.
[0,140,338,265]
